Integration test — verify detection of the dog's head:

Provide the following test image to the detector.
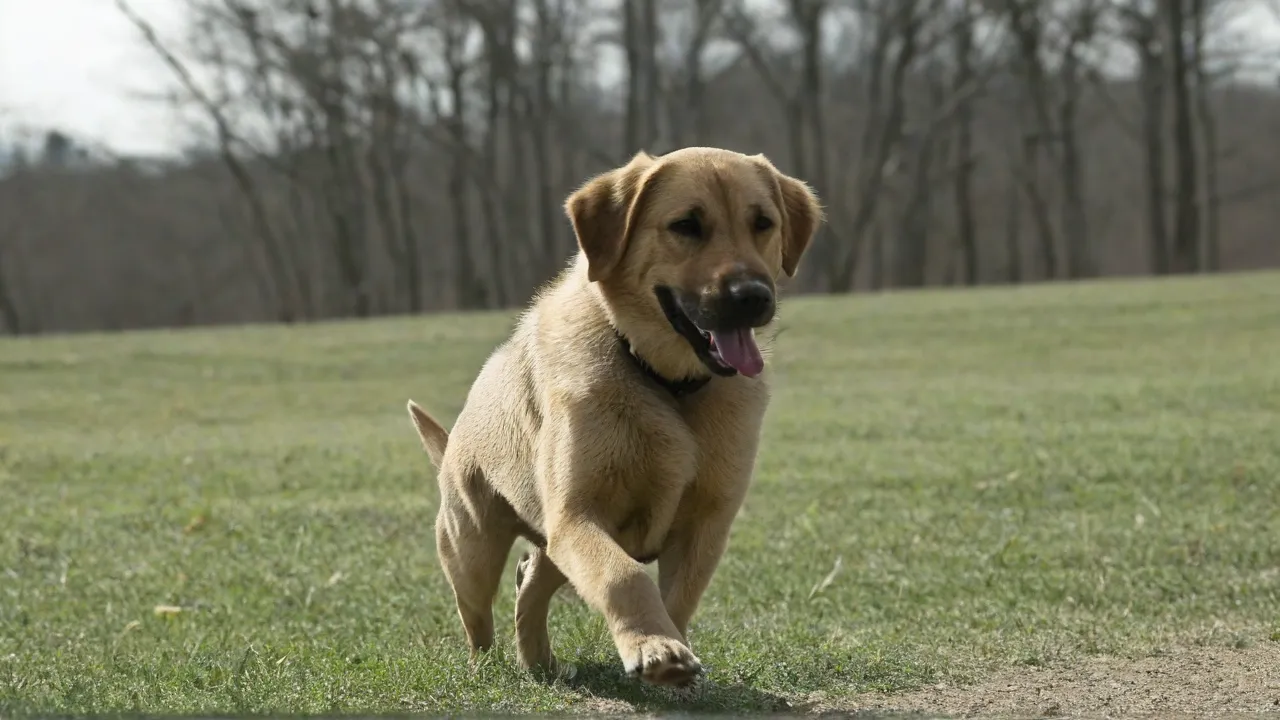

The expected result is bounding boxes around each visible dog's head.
[564,147,822,379]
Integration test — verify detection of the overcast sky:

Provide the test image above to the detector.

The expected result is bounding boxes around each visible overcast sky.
[3,0,1279,158]
[0,0,189,155]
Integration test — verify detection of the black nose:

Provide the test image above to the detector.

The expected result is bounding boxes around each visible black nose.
[722,276,775,327]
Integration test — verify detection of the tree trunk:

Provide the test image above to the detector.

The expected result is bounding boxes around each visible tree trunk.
[623,0,642,154]
[0,251,22,334]
[796,1,832,287]
[1004,171,1023,284]
[953,8,978,285]
[642,0,661,148]
[373,50,423,313]
[557,14,582,263]
[366,145,401,310]
[1190,0,1219,272]
[477,8,516,306]
[449,157,483,310]
[531,0,560,282]
[831,1,919,292]
[445,31,487,309]
[1135,23,1170,275]
[684,0,718,145]
[392,153,423,313]
[798,2,826,189]
[1196,80,1220,272]
[868,220,884,291]
[1059,35,1091,279]
[1165,0,1200,274]
[505,93,533,296]
[894,135,933,288]
[895,66,945,289]
[1004,1,1058,280]
[1017,135,1058,280]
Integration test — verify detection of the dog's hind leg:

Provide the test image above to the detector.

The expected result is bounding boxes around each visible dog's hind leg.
[434,472,518,657]
[514,547,568,678]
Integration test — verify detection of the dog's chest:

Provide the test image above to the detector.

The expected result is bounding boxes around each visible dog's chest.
[603,414,699,561]
[608,389,765,562]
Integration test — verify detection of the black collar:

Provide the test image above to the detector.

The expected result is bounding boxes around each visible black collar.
[615,330,711,398]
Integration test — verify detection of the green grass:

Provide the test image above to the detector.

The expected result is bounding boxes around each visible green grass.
[2,271,1279,715]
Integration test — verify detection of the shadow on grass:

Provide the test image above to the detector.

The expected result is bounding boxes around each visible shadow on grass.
[563,658,799,713]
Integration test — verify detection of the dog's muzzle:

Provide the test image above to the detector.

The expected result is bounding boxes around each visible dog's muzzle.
[654,272,776,379]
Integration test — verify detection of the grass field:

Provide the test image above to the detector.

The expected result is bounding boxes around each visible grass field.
[1,272,1278,715]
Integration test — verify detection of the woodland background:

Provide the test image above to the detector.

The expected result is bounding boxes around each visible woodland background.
[1,0,1278,335]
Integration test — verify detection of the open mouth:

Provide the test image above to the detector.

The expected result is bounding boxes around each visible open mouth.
[654,286,765,378]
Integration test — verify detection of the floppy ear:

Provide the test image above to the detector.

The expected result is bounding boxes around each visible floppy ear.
[564,151,658,283]
[776,174,823,278]
[753,155,824,278]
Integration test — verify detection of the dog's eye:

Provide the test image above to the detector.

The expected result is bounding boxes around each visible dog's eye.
[669,217,703,239]
[753,215,774,232]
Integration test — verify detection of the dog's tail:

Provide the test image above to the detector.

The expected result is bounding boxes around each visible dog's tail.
[406,400,449,468]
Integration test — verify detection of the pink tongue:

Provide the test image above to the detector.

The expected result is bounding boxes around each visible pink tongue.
[710,329,764,377]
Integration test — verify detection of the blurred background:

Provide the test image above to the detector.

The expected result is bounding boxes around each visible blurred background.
[1,0,1278,336]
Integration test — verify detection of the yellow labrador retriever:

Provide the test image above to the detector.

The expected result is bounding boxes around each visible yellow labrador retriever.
[407,146,821,686]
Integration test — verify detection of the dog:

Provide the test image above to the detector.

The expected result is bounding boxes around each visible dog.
[406,146,822,687]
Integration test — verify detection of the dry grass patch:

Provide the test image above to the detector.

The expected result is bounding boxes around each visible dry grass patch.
[842,642,1280,718]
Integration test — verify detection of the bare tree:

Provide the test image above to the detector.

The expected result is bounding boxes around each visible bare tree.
[433,3,489,309]
[1057,0,1102,280]
[792,0,832,236]
[3,0,1279,335]
[623,0,663,154]
[891,61,948,288]
[362,4,427,312]
[117,0,304,322]
[466,0,524,306]
[531,0,572,278]
[999,1,1053,280]
[670,0,725,146]
[724,0,813,178]
[828,0,926,291]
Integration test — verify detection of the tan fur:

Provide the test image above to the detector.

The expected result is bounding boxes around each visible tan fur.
[406,147,822,686]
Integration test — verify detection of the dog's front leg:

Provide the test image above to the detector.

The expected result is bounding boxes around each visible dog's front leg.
[657,491,744,642]
[545,515,702,686]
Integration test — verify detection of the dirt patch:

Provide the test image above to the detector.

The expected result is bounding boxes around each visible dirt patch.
[842,642,1280,718]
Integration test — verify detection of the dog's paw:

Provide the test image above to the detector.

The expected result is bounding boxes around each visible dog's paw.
[621,635,702,687]
[549,658,578,683]
[522,654,577,684]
